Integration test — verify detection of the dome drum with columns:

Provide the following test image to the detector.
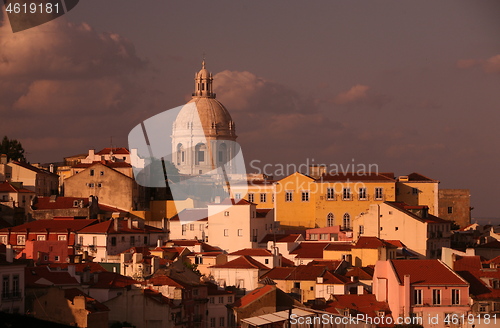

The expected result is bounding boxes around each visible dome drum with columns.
[171,61,238,176]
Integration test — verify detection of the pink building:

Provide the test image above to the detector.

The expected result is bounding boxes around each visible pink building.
[373,259,470,327]
[306,226,353,242]
[16,240,68,263]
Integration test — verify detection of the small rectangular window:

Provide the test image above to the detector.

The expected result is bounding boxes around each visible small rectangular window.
[224,211,229,216]
[342,188,351,200]
[326,188,335,200]
[90,169,94,176]
[414,289,423,305]
[285,191,293,202]
[451,289,460,305]
[260,193,266,203]
[301,191,309,202]
[224,229,229,237]
[448,206,453,214]
[375,187,383,200]
[238,229,243,236]
[235,193,241,200]
[432,289,441,305]
[358,187,367,200]
[248,193,254,203]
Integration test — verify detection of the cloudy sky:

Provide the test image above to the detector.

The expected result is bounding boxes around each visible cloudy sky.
[1,1,500,219]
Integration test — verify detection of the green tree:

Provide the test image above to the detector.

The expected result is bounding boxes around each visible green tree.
[0,136,26,162]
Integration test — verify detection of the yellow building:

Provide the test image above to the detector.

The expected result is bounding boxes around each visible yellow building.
[322,237,397,267]
[396,173,439,215]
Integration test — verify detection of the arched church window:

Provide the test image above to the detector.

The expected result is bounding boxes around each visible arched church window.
[195,143,206,164]
[343,213,351,230]
[327,213,334,227]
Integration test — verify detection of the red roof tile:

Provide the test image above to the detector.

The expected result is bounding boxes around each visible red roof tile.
[390,260,467,286]
[320,271,351,284]
[261,265,326,281]
[73,161,132,169]
[345,266,374,280]
[96,147,130,155]
[77,219,163,234]
[290,242,329,259]
[90,271,139,289]
[406,173,438,182]
[229,248,273,256]
[324,243,352,251]
[0,181,34,193]
[457,269,500,300]
[353,237,397,249]
[0,219,98,233]
[143,288,172,305]
[25,266,79,287]
[317,294,391,321]
[231,285,275,308]
[259,233,303,244]
[210,255,270,270]
[32,196,89,210]
[453,256,483,271]
[307,260,343,272]
[147,275,186,289]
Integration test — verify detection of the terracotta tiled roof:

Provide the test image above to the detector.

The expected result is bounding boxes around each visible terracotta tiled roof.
[307,260,343,272]
[143,288,172,305]
[457,269,500,300]
[46,262,106,273]
[320,271,351,284]
[261,265,326,281]
[73,161,132,169]
[10,161,58,176]
[384,240,406,248]
[453,256,482,271]
[316,294,391,322]
[318,172,395,182]
[64,288,109,312]
[484,255,500,265]
[390,260,468,286]
[353,237,397,249]
[25,266,79,287]
[77,219,163,234]
[90,271,139,289]
[210,255,270,270]
[290,242,329,259]
[231,284,275,308]
[406,173,438,182]
[169,208,208,221]
[147,275,187,289]
[0,218,98,233]
[324,243,352,252]
[281,257,295,267]
[32,196,89,210]
[96,147,130,155]
[0,181,33,193]
[345,266,374,280]
[229,248,273,256]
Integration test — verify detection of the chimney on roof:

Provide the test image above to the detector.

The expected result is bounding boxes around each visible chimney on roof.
[157,238,162,248]
[127,219,132,230]
[6,244,13,263]
[214,196,221,204]
[49,164,54,173]
[309,165,327,179]
[357,285,364,295]
[89,149,95,159]
[316,276,323,284]
[114,218,119,232]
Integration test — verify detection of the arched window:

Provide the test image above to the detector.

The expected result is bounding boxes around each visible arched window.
[327,213,334,227]
[343,213,351,230]
[176,143,185,165]
[218,143,227,163]
[195,143,206,164]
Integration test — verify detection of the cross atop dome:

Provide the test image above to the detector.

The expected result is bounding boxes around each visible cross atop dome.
[193,59,214,98]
